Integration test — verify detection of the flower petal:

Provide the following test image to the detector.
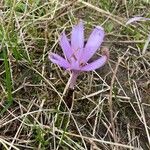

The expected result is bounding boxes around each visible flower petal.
[59,32,73,61]
[48,53,70,69]
[71,21,84,59]
[82,26,105,63]
[126,16,150,25]
[69,57,83,71]
[81,55,107,71]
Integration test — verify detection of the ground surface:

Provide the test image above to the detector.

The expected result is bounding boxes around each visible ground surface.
[0,0,150,150]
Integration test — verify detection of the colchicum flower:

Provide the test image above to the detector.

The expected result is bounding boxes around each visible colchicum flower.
[49,21,109,89]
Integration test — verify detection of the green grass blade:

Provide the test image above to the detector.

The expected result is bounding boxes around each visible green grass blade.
[3,48,13,104]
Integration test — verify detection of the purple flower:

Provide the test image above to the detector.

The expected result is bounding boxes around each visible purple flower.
[49,21,109,89]
[126,16,150,25]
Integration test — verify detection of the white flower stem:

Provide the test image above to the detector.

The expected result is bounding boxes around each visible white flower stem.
[69,71,80,89]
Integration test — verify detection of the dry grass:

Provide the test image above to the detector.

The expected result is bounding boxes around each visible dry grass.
[0,0,150,149]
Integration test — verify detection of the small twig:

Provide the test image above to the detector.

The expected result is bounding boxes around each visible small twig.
[53,127,139,150]
[109,57,122,143]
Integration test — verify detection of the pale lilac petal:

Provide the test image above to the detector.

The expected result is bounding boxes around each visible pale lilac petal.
[70,57,81,71]
[48,53,70,69]
[126,17,150,25]
[71,21,84,58]
[82,26,105,63]
[59,32,73,60]
[81,55,107,71]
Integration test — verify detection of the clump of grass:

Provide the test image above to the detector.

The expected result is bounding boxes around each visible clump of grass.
[0,0,150,149]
